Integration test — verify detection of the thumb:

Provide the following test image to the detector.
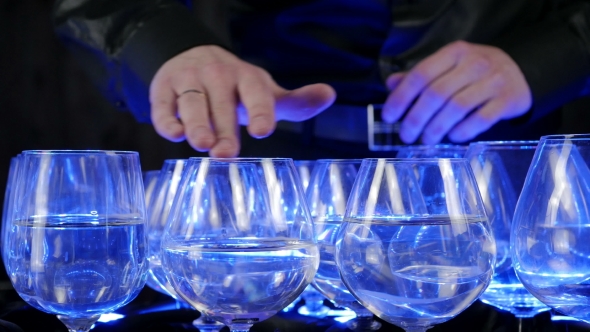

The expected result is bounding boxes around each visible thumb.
[275,83,336,122]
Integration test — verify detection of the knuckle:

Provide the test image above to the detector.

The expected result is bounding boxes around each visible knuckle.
[489,72,507,90]
[423,83,448,102]
[474,110,496,124]
[448,40,471,54]
[200,62,231,78]
[470,57,491,73]
[405,70,427,89]
[403,113,422,127]
[448,95,472,112]
[243,65,271,80]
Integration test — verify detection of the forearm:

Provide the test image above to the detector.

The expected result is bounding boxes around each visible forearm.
[52,0,228,122]
[493,1,590,123]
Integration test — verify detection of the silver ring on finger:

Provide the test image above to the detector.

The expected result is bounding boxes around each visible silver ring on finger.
[178,89,207,98]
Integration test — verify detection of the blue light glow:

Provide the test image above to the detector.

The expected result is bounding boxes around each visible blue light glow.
[551,315,583,322]
[97,313,125,323]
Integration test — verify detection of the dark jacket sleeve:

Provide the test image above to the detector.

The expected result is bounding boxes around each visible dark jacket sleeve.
[492,1,590,124]
[52,0,229,122]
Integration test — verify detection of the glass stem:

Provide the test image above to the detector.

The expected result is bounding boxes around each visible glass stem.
[193,315,225,332]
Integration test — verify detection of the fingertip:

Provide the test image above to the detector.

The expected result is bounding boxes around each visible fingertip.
[275,83,337,122]
[420,134,441,145]
[381,104,396,123]
[186,127,216,152]
[247,115,276,138]
[300,83,337,111]
[155,120,186,142]
[399,126,419,145]
[447,129,472,143]
[209,138,240,158]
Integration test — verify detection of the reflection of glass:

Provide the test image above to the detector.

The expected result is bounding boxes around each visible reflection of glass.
[336,158,495,332]
[395,144,467,158]
[512,134,590,323]
[5,150,147,332]
[309,159,380,330]
[161,158,319,332]
[465,141,549,319]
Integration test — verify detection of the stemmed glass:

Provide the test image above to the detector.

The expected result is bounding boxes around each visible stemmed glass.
[4,150,148,332]
[511,134,590,323]
[336,158,496,332]
[395,144,467,158]
[146,159,225,332]
[308,159,381,330]
[161,158,319,332]
[465,141,550,321]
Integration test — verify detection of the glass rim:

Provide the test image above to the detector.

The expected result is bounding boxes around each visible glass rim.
[540,133,590,141]
[21,150,139,155]
[467,140,538,149]
[163,158,188,164]
[315,158,364,163]
[397,144,468,150]
[362,158,468,163]
[187,157,293,163]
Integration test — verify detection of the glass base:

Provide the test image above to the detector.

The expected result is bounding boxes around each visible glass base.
[57,314,101,332]
[298,303,331,318]
[346,316,382,331]
[193,315,225,332]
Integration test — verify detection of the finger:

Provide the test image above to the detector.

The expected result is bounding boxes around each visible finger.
[275,83,336,122]
[177,89,215,152]
[236,69,275,138]
[401,57,493,144]
[422,73,503,144]
[204,77,240,158]
[150,83,185,142]
[447,98,508,142]
[382,41,468,123]
[386,72,405,90]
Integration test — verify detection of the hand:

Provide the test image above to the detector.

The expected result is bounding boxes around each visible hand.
[382,41,532,144]
[150,45,336,157]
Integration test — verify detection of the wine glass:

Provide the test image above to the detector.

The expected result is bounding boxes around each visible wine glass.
[395,144,467,158]
[465,141,550,320]
[4,150,148,332]
[336,158,496,332]
[161,158,319,332]
[511,134,590,323]
[146,159,225,331]
[308,159,381,330]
